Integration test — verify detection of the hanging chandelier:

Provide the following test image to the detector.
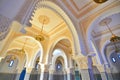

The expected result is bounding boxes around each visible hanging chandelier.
[99,18,120,52]
[6,39,28,63]
[19,38,28,54]
[35,15,49,41]
[35,19,45,41]
[93,0,108,4]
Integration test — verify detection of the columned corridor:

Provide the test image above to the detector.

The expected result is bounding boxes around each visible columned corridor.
[0,0,120,80]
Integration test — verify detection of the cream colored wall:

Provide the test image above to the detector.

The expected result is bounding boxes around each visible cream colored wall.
[0,55,18,73]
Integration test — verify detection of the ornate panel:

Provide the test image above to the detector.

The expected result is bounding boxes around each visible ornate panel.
[0,14,11,41]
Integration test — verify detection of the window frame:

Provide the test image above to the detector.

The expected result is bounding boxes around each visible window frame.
[8,60,14,67]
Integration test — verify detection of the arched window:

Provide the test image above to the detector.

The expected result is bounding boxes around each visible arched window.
[56,61,62,71]
[111,57,116,63]
[35,62,39,70]
[9,60,14,67]
[35,57,39,70]
[118,55,120,59]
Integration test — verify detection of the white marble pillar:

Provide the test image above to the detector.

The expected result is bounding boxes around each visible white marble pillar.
[63,70,67,80]
[49,69,54,80]
[15,68,22,80]
[79,54,94,80]
[81,69,91,80]
[66,68,75,80]
[40,64,49,80]
[97,65,108,80]
[105,67,113,80]
[87,55,95,80]
[24,67,33,80]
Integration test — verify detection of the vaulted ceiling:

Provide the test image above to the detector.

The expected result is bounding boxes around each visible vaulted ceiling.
[1,0,120,57]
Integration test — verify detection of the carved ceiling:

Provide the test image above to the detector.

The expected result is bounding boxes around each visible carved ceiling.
[30,8,64,33]
[56,0,99,18]
[0,14,11,41]
[1,0,119,55]
[92,13,120,38]
[55,39,72,54]
[10,37,40,51]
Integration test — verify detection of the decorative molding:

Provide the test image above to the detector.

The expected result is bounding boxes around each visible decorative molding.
[14,0,37,26]
[0,14,11,41]
[60,0,98,18]
[92,24,120,39]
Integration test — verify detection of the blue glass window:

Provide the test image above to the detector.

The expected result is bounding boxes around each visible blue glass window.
[118,55,120,58]
[9,60,14,67]
[56,63,62,71]
[112,57,116,63]
[35,63,39,70]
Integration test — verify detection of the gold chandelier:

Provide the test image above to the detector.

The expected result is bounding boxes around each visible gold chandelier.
[93,0,108,4]
[99,18,120,52]
[19,38,28,53]
[6,38,28,62]
[35,15,49,41]
[35,19,45,41]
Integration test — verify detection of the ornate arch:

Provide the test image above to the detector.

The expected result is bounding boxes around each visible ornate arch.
[51,49,68,69]
[35,0,81,55]
[47,36,70,65]
[7,35,43,68]
[86,5,120,64]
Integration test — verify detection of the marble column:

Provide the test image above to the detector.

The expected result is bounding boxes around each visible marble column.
[63,70,67,80]
[15,68,22,80]
[40,64,49,80]
[79,56,94,80]
[49,69,54,80]
[66,68,75,80]
[81,69,91,80]
[37,67,41,80]
[87,56,95,80]
[106,67,113,80]
[24,67,33,80]
[97,65,108,80]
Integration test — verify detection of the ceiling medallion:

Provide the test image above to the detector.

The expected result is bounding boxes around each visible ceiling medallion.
[38,15,50,24]
[93,0,108,4]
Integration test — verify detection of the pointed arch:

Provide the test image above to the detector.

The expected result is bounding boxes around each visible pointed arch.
[86,5,120,64]
[36,0,82,55]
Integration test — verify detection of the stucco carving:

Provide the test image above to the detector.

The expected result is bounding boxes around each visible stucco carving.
[0,14,11,41]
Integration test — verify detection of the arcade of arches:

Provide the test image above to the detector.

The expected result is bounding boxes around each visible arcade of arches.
[0,0,120,80]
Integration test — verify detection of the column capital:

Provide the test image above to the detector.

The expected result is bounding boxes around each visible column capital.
[0,57,4,62]
[78,57,89,69]
[87,53,96,57]
[97,65,105,72]
[66,67,75,73]
[25,67,33,73]
[49,69,55,73]
[80,62,88,69]
[40,64,49,72]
